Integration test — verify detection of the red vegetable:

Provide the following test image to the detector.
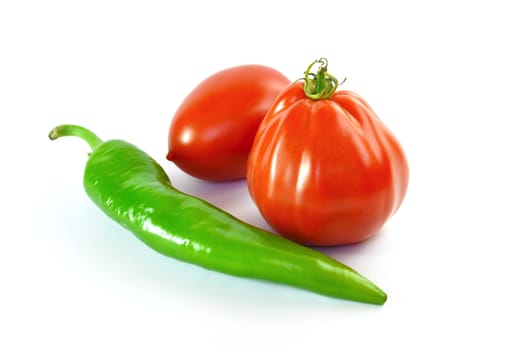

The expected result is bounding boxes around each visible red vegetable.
[167,64,290,181]
[247,59,409,246]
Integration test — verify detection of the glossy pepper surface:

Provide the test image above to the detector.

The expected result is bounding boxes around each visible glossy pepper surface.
[49,124,387,305]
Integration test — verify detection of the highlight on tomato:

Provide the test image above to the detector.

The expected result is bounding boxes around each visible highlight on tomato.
[167,64,290,181]
[246,58,409,246]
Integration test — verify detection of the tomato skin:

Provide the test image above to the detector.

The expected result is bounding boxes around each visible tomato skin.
[167,65,290,181]
[247,81,409,246]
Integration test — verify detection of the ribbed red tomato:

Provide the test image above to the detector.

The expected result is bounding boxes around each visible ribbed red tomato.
[167,64,290,181]
[246,59,409,246]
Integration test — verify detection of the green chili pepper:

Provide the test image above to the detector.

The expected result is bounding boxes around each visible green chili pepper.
[49,124,387,305]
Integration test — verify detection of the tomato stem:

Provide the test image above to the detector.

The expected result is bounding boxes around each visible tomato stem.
[303,58,343,100]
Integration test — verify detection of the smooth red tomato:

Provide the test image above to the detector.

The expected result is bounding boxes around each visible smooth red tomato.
[246,59,409,246]
[167,64,290,181]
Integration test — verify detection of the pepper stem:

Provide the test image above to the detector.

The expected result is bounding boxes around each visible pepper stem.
[48,124,103,152]
[303,58,343,100]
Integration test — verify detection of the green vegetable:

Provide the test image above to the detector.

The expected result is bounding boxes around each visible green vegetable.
[49,124,387,305]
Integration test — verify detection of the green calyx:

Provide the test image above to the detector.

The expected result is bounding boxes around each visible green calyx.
[303,58,345,100]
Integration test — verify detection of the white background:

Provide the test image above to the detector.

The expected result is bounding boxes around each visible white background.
[2,0,526,349]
